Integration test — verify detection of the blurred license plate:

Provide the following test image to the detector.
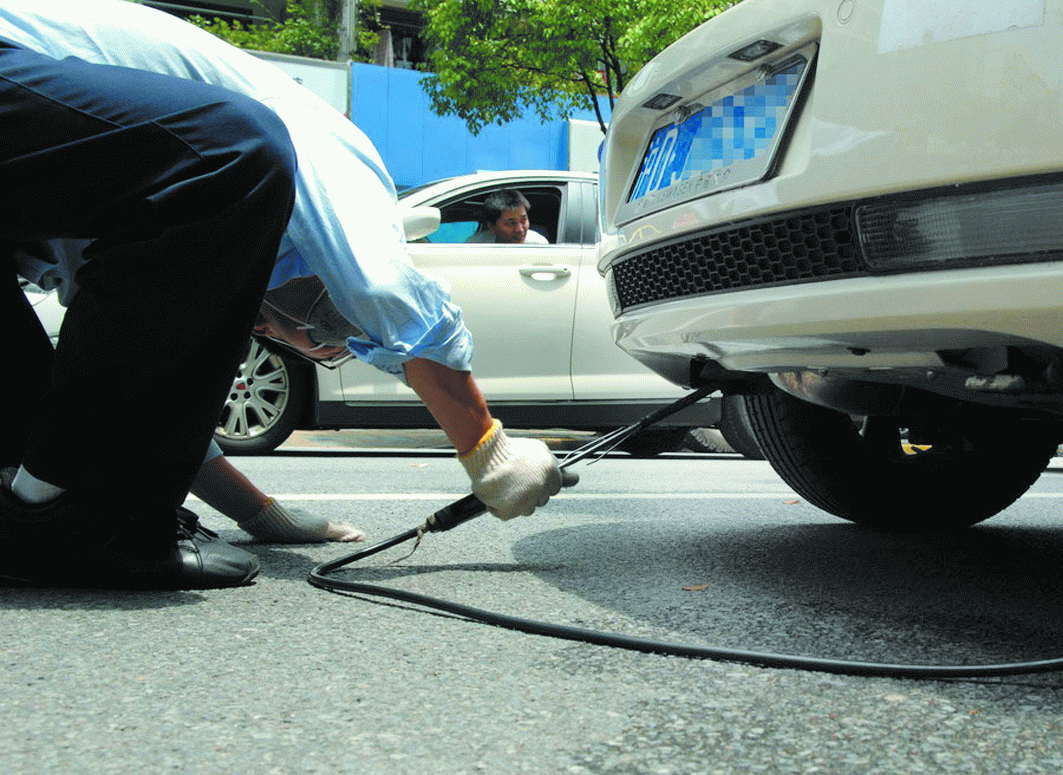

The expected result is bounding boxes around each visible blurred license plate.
[624,47,814,219]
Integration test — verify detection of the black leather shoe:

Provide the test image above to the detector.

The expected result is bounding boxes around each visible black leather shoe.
[0,471,260,590]
[95,508,261,590]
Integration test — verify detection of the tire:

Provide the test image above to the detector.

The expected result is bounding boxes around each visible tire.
[718,394,765,460]
[683,427,734,454]
[618,427,691,457]
[214,339,310,455]
[743,387,1058,530]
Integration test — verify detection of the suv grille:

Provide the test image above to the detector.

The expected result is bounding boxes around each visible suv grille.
[610,206,866,311]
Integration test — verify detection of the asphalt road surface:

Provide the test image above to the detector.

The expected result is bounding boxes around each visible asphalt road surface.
[3,430,1063,774]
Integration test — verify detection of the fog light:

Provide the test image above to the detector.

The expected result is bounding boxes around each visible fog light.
[856,180,1063,271]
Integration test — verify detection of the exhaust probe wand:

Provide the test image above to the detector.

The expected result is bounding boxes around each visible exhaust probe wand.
[309,387,711,578]
[310,386,713,576]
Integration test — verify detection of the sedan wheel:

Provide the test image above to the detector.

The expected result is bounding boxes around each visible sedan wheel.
[618,427,691,457]
[717,394,765,460]
[683,427,734,454]
[743,387,1058,530]
[214,340,309,455]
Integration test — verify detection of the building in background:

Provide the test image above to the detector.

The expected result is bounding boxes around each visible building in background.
[368,2,427,70]
[141,0,425,65]
[142,0,286,24]
[139,0,607,188]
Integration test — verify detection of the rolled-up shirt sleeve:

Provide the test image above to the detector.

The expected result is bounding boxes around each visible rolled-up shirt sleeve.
[268,100,474,378]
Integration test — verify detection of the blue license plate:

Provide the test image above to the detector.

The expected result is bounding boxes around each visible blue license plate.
[625,50,812,216]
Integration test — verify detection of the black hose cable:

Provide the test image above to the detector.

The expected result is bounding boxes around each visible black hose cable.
[308,539,1063,680]
[307,390,1063,680]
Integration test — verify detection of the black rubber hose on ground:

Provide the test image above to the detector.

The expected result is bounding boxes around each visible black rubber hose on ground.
[307,504,1063,681]
[308,388,1063,680]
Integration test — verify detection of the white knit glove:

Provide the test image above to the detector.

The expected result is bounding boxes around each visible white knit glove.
[458,421,562,520]
[238,499,365,543]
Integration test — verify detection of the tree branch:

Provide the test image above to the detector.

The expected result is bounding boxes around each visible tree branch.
[576,69,608,134]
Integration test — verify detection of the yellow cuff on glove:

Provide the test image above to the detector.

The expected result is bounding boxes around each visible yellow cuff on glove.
[458,421,562,520]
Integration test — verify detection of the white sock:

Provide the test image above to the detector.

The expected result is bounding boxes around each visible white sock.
[12,466,66,504]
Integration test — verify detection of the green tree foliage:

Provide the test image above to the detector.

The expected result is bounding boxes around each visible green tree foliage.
[189,0,381,62]
[410,0,738,134]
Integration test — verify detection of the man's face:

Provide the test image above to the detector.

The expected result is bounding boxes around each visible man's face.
[488,205,531,243]
[252,277,351,363]
[253,303,350,362]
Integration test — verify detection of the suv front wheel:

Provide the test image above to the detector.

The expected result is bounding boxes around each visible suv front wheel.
[743,387,1058,530]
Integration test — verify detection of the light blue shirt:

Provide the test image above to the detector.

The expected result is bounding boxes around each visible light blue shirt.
[1,0,473,377]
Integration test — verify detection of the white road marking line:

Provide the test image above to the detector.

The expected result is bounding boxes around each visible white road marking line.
[186,491,1063,502]
[189,492,801,502]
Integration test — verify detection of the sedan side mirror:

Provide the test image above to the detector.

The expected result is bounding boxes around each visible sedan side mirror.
[402,206,441,241]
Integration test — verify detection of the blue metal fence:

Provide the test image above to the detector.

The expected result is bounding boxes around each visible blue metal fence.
[349,62,609,189]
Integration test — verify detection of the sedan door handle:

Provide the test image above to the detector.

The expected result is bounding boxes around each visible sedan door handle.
[519,266,571,279]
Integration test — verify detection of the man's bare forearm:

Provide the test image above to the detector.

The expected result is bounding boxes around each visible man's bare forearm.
[403,357,494,455]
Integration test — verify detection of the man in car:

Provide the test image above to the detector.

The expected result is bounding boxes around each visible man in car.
[466,189,550,244]
[1,0,562,590]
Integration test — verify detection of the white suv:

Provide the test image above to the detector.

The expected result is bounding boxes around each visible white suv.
[216,169,733,456]
[598,0,1063,529]
[23,170,756,458]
